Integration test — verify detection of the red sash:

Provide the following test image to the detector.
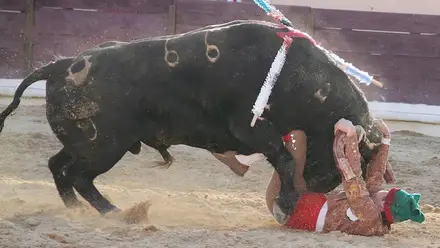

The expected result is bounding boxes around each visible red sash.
[286,193,327,231]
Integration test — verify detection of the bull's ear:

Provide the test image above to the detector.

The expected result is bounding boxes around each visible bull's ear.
[359,138,379,164]
[368,123,384,144]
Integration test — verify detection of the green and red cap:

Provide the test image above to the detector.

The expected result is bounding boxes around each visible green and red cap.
[384,188,425,224]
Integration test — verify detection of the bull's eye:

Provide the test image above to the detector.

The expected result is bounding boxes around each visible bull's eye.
[313,83,331,103]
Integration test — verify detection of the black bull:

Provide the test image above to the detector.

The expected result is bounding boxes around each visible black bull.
[0,20,383,217]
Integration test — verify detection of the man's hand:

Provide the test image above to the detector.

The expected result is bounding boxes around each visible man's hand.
[334,118,357,137]
[373,119,391,138]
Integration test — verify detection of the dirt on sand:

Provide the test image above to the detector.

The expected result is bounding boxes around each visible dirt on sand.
[0,98,439,248]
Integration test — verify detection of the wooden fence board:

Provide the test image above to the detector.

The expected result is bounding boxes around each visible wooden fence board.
[278,5,313,33]
[176,2,268,27]
[314,29,440,57]
[0,12,25,78]
[359,74,440,105]
[34,9,168,39]
[176,0,253,2]
[366,90,440,105]
[375,75,438,93]
[0,50,24,78]
[0,33,22,52]
[423,79,440,105]
[36,0,171,14]
[0,12,25,36]
[33,35,102,62]
[33,9,168,65]
[176,24,203,34]
[333,51,440,79]
[364,88,440,106]
[0,0,26,11]
[176,1,312,34]
[314,9,440,34]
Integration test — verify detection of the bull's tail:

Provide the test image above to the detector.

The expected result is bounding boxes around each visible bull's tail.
[0,58,74,133]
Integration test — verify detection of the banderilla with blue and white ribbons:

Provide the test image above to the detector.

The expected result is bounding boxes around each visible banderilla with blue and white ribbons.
[252,0,383,88]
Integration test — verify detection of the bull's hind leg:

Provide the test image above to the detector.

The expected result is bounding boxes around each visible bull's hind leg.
[50,115,140,215]
[69,163,118,215]
[66,143,133,215]
[48,148,82,208]
[148,144,175,169]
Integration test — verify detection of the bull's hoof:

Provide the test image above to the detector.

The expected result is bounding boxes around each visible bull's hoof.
[274,196,294,221]
[151,160,173,169]
[100,205,121,216]
[272,201,289,225]
[65,199,86,209]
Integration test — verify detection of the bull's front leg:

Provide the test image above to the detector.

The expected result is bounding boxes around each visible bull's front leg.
[228,113,297,221]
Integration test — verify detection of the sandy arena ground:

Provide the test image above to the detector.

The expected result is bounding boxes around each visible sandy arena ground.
[0,97,439,248]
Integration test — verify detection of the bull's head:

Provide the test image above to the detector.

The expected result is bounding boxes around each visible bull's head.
[270,37,383,164]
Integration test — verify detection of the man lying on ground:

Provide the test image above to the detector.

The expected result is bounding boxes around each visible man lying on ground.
[264,118,425,236]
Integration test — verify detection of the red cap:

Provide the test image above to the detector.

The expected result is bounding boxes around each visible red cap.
[383,187,400,224]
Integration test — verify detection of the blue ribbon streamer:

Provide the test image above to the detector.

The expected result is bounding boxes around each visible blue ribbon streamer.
[345,64,373,85]
[253,0,272,13]
[253,0,292,26]
[327,52,373,85]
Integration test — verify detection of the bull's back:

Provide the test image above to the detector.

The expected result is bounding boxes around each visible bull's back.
[123,21,286,111]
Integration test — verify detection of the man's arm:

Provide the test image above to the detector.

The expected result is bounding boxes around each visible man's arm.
[284,130,308,193]
[266,130,308,219]
[365,119,393,194]
[366,144,389,194]
[333,122,382,222]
